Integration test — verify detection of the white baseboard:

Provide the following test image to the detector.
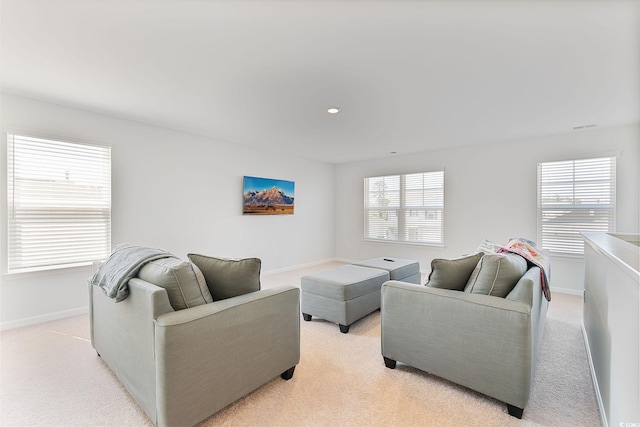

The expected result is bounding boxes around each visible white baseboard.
[0,306,89,331]
[582,323,608,427]
[550,287,583,296]
[334,257,358,264]
[2,260,339,331]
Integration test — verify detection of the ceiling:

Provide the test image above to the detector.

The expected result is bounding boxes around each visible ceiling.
[1,0,638,164]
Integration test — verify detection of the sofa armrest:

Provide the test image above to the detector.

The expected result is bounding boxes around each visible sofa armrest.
[153,285,300,427]
[506,266,541,305]
[381,281,534,408]
[507,266,548,387]
[90,277,175,352]
[89,278,175,421]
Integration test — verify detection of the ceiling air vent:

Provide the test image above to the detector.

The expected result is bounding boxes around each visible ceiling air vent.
[572,124,597,130]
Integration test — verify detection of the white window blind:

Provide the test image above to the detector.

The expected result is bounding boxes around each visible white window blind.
[537,156,616,256]
[364,171,444,245]
[7,134,111,273]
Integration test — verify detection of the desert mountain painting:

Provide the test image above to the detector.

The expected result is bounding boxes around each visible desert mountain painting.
[243,176,294,215]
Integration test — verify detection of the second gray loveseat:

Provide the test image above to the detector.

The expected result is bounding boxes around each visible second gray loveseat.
[381,251,549,418]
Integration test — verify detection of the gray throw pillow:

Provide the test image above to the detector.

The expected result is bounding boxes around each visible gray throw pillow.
[426,252,484,291]
[464,253,528,297]
[137,257,213,310]
[187,254,261,301]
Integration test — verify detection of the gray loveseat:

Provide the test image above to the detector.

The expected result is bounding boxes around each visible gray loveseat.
[89,251,300,427]
[381,251,549,418]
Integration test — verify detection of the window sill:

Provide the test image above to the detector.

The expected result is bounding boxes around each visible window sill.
[547,252,585,261]
[3,262,97,280]
[364,239,445,248]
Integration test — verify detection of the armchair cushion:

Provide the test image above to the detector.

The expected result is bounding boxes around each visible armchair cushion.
[137,257,213,310]
[188,254,261,300]
[426,252,484,290]
[464,253,527,297]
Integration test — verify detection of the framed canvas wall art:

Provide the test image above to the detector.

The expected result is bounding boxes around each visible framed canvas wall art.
[243,176,295,215]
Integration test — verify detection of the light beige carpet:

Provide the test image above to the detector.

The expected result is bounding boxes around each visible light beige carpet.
[0,262,601,426]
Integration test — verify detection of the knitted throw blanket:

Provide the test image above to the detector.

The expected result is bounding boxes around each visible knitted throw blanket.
[90,245,172,302]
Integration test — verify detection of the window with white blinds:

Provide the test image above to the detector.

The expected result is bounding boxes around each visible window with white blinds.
[364,171,444,245]
[537,156,616,256]
[7,134,111,273]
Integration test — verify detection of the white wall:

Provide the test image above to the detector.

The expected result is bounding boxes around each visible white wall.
[0,93,336,329]
[1,93,637,328]
[335,124,639,294]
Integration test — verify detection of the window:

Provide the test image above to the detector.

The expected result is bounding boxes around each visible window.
[537,156,616,256]
[7,134,111,273]
[364,171,444,245]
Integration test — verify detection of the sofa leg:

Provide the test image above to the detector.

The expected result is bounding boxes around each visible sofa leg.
[339,324,350,333]
[507,404,524,419]
[280,367,296,380]
[383,357,397,369]
[302,313,312,321]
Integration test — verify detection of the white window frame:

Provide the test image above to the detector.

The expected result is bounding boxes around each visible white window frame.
[364,170,444,246]
[6,133,112,273]
[537,156,616,256]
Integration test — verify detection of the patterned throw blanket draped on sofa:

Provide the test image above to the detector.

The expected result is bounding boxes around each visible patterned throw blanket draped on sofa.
[498,238,551,301]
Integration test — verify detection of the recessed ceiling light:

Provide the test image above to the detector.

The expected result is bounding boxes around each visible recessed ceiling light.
[327,107,341,114]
